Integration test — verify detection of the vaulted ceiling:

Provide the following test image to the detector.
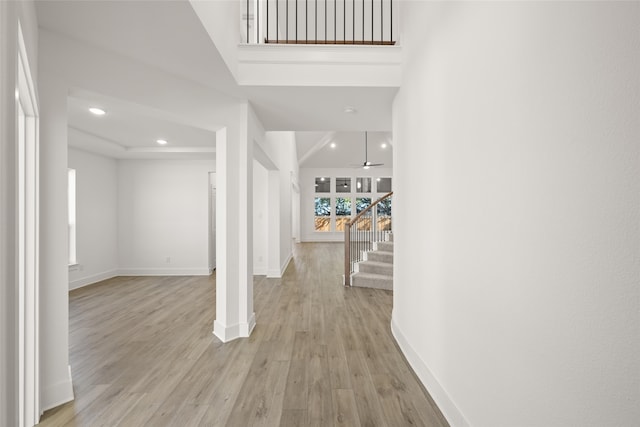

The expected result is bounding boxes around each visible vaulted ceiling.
[36,0,395,165]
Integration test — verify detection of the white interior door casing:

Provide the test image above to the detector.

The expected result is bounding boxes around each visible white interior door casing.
[16,20,40,427]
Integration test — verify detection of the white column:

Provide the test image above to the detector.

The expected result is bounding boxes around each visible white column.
[213,105,255,342]
[238,104,254,336]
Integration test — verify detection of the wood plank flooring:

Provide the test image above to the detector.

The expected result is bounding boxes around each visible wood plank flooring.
[38,242,448,427]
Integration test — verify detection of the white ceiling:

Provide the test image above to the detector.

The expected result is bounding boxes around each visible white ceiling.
[67,90,216,159]
[297,131,393,169]
[248,86,396,131]
[36,0,241,98]
[35,0,395,162]
[296,132,328,160]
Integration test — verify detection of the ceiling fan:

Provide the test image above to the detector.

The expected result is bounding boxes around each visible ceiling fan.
[352,131,384,169]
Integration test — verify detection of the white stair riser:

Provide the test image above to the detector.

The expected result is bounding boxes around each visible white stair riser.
[365,251,393,263]
[351,273,393,290]
[374,241,394,252]
[358,262,393,276]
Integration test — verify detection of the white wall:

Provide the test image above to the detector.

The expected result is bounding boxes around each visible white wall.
[118,159,214,275]
[263,131,299,275]
[300,167,392,242]
[68,148,118,289]
[253,159,269,275]
[392,2,640,427]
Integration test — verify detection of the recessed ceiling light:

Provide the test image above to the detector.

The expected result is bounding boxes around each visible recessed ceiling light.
[377,178,381,181]
[320,177,325,181]
[381,143,387,149]
[89,107,106,116]
[156,139,168,145]
[330,142,336,148]
[343,106,357,114]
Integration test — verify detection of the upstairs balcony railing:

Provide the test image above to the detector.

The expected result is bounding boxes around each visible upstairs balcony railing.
[243,0,395,45]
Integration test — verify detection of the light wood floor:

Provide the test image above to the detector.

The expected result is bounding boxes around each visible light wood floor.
[39,242,448,427]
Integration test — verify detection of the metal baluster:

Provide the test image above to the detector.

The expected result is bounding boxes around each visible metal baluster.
[351,225,354,271]
[352,224,355,268]
[373,204,377,250]
[352,0,355,43]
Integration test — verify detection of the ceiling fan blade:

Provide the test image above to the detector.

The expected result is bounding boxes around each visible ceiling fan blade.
[360,162,385,169]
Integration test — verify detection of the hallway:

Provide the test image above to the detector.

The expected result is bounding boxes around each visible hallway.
[39,243,447,426]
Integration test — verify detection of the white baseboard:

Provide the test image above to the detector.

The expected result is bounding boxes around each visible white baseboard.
[69,269,118,290]
[239,312,256,337]
[41,365,74,412]
[254,267,267,276]
[213,312,256,343]
[267,252,293,278]
[117,268,211,276]
[213,320,239,343]
[281,252,293,275]
[390,313,470,427]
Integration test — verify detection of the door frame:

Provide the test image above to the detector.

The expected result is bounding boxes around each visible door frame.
[16,20,40,427]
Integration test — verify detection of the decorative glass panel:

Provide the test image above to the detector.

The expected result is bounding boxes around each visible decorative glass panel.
[314,197,331,232]
[377,177,392,193]
[336,198,351,231]
[356,177,372,193]
[315,177,330,193]
[336,177,351,193]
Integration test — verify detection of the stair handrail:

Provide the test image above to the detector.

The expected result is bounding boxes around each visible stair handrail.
[344,191,393,286]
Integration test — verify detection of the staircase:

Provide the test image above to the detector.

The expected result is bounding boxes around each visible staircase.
[351,235,393,290]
